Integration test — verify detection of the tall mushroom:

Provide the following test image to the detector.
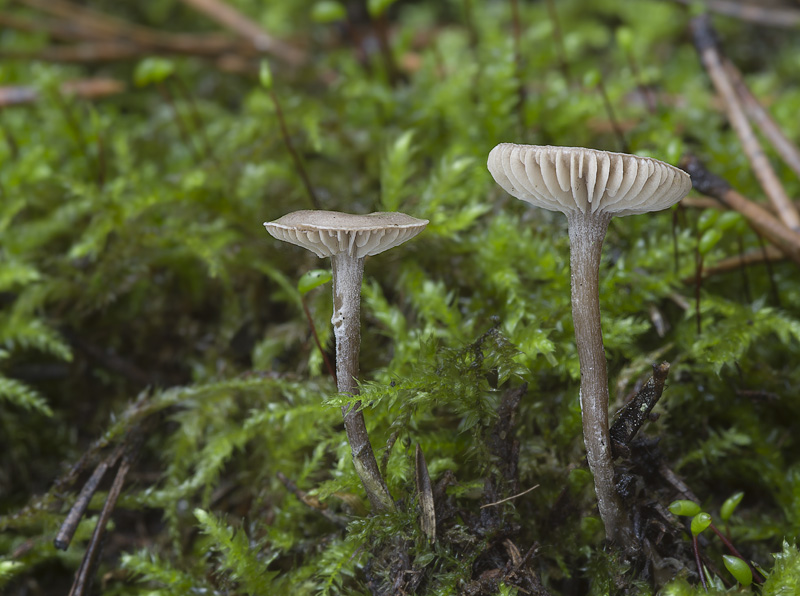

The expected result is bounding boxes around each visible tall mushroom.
[264,210,428,512]
[487,144,691,545]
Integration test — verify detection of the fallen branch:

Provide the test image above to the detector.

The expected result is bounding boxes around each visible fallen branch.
[681,154,800,266]
[690,14,800,230]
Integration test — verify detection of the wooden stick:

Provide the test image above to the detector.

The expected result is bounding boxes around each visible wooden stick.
[724,59,800,180]
[681,154,800,266]
[54,445,125,550]
[177,0,304,66]
[681,245,784,283]
[671,0,800,28]
[690,15,800,231]
[67,456,132,596]
[0,10,246,56]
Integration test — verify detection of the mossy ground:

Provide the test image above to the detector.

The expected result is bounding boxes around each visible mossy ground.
[1,1,800,594]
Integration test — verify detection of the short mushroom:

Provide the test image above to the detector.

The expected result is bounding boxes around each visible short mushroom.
[487,144,691,545]
[264,210,428,512]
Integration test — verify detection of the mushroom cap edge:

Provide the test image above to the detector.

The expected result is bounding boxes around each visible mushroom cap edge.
[264,210,429,259]
[487,143,692,217]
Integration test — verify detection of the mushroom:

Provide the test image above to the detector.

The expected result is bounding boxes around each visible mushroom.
[487,144,691,545]
[264,210,429,512]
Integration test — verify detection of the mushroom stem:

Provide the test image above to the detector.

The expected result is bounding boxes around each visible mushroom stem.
[567,211,633,545]
[330,253,395,512]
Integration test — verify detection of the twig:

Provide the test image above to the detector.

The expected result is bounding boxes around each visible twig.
[371,11,401,86]
[276,471,347,526]
[177,0,304,66]
[0,79,124,108]
[509,0,526,133]
[0,8,248,56]
[268,90,320,209]
[480,483,540,508]
[724,59,800,180]
[681,244,784,283]
[690,15,800,230]
[693,534,709,591]
[708,523,764,584]
[681,154,800,266]
[54,444,125,550]
[756,232,782,307]
[67,454,132,596]
[594,78,628,153]
[545,0,570,83]
[695,236,704,334]
[670,0,800,29]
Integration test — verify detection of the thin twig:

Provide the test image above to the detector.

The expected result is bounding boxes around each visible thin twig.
[594,78,628,152]
[671,0,800,28]
[276,471,348,526]
[67,454,133,596]
[54,444,125,551]
[1,8,249,56]
[177,0,304,66]
[544,0,570,83]
[708,523,764,584]
[509,0,526,133]
[756,232,782,307]
[724,59,800,180]
[268,90,320,209]
[681,244,784,283]
[480,483,540,508]
[690,15,800,230]
[681,154,800,266]
[693,535,708,591]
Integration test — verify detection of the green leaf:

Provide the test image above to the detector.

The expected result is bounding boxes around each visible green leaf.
[722,555,753,586]
[367,0,398,18]
[669,500,702,517]
[134,57,175,87]
[298,269,332,295]
[690,512,712,536]
[720,491,744,522]
[311,1,347,23]
[698,228,722,254]
[259,60,274,90]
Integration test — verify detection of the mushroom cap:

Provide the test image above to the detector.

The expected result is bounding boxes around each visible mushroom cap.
[487,144,692,217]
[264,210,429,258]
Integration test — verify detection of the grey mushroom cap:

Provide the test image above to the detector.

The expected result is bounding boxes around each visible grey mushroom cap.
[487,144,692,217]
[264,210,429,259]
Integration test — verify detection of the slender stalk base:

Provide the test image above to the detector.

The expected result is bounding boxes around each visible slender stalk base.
[567,212,633,546]
[331,254,394,512]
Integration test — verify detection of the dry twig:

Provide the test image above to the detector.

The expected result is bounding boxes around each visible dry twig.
[671,0,800,28]
[724,59,800,180]
[682,244,784,283]
[690,15,800,231]
[177,0,304,65]
[681,154,800,266]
